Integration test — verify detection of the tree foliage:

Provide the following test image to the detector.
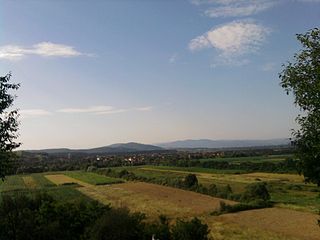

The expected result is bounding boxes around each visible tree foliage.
[0,73,20,179]
[171,218,209,240]
[280,28,320,185]
[184,174,198,188]
[241,182,270,202]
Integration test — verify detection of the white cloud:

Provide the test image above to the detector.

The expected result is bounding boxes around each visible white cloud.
[94,109,128,115]
[189,36,210,51]
[189,20,270,62]
[58,106,114,113]
[205,2,276,18]
[0,42,84,60]
[58,105,153,115]
[191,0,276,18]
[20,109,52,118]
[32,42,82,57]
[135,106,153,111]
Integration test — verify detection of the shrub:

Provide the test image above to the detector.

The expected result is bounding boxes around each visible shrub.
[241,182,270,202]
[86,208,147,240]
[184,174,198,188]
[171,217,209,240]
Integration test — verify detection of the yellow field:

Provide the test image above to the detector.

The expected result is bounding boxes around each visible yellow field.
[78,182,236,219]
[45,174,79,185]
[22,176,37,188]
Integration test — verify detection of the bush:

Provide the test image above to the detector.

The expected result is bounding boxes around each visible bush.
[171,217,210,240]
[184,174,198,188]
[0,192,108,240]
[241,182,270,202]
[86,208,147,240]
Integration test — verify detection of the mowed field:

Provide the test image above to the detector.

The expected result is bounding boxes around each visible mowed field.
[1,169,320,239]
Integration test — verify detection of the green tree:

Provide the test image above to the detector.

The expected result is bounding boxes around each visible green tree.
[279,28,320,185]
[171,217,210,240]
[241,182,270,203]
[86,208,147,240]
[184,174,198,188]
[0,73,20,179]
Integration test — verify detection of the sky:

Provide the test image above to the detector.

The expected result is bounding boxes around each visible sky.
[1,0,319,149]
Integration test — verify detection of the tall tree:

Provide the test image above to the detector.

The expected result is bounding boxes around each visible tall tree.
[279,28,320,185]
[0,73,20,179]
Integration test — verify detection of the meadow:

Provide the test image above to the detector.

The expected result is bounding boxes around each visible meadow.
[1,156,319,240]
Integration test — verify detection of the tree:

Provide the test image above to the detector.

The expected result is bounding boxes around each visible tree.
[241,182,270,203]
[86,208,147,240]
[280,28,320,185]
[0,73,20,179]
[171,217,210,240]
[184,174,198,188]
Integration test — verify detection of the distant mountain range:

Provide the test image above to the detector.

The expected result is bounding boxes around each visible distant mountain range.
[25,138,291,154]
[156,138,291,149]
[27,142,164,154]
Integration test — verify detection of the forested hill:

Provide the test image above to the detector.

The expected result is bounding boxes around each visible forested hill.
[26,142,164,154]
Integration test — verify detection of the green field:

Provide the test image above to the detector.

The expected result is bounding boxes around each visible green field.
[198,154,292,163]
[0,174,92,202]
[64,171,123,185]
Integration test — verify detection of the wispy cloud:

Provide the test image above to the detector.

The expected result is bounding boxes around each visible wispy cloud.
[57,106,114,114]
[58,105,153,115]
[0,42,85,60]
[20,109,52,118]
[189,20,270,64]
[20,105,153,118]
[204,1,276,18]
[135,106,153,111]
[191,0,276,18]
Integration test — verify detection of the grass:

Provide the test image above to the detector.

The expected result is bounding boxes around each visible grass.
[107,165,320,211]
[64,171,123,185]
[31,173,56,188]
[0,173,93,203]
[144,165,247,174]
[1,169,318,239]
[0,175,26,192]
[198,154,293,164]
[22,176,37,188]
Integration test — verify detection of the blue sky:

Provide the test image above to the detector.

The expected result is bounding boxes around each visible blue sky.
[1,0,319,149]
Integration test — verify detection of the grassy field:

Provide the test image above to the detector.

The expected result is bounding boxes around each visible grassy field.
[106,165,320,212]
[0,174,91,202]
[199,154,292,163]
[1,165,319,240]
[0,175,26,192]
[64,171,123,185]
